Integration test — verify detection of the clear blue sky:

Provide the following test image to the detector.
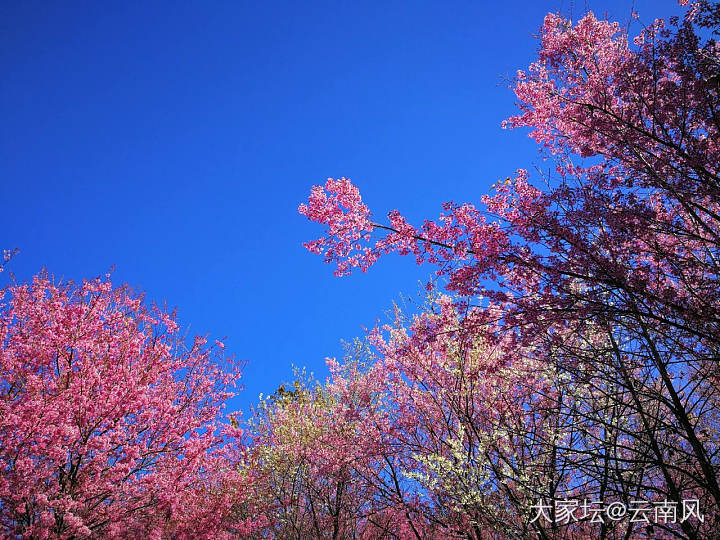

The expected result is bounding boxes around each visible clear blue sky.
[0,0,681,416]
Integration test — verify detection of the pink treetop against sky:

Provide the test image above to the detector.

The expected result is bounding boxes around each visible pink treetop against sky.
[300,4,718,297]
[0,275,262,538]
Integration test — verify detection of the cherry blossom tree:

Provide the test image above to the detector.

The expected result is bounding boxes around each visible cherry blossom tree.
[299,2,720,538]
[0,273,257,539]
[245,363,433,539]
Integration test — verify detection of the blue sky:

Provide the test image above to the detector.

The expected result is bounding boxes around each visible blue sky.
[1,0,681,415]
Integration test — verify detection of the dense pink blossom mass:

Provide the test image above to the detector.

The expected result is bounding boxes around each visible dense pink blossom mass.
[2,0,720,538]
[0,276,262,538]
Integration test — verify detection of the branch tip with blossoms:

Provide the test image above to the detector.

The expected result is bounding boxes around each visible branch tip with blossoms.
[0,248,18,273]
[298,173,544,295]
